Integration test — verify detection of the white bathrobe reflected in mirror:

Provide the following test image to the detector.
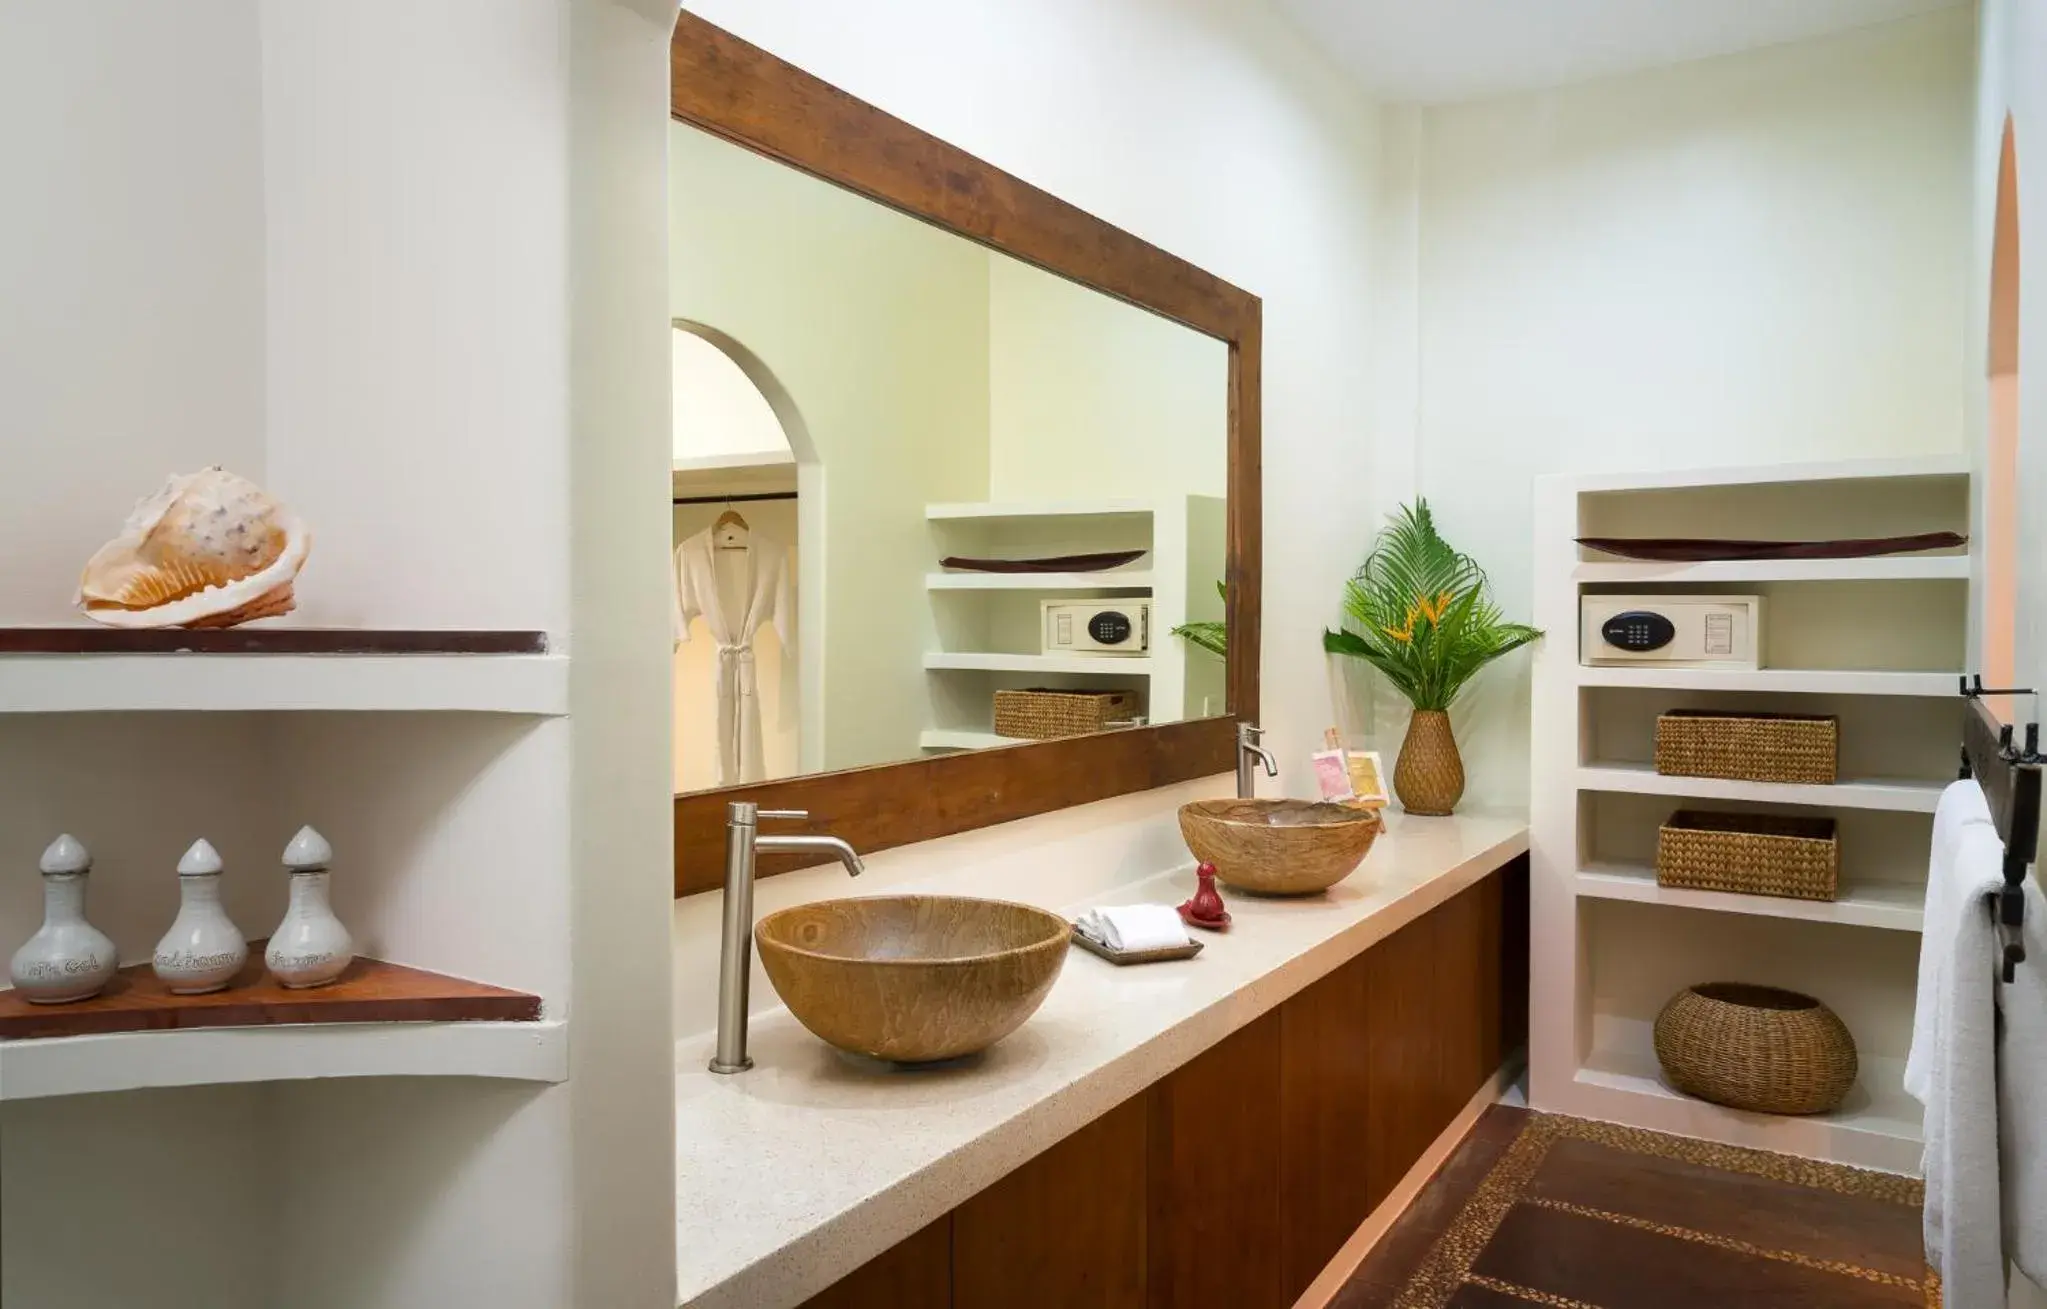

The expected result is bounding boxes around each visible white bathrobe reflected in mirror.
[673,520,796,786]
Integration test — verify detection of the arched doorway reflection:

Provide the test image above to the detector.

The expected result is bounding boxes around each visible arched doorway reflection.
[669,323,810,791]
[1985,116,2021,695]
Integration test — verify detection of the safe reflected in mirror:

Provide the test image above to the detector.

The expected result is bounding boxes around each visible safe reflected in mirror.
[669,121,1228,794]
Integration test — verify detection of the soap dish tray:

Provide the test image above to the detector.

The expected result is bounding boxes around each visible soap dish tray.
[1069,925,1204,966]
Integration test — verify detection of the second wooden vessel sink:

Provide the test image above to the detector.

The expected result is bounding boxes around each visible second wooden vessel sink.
[1179,798,1382,895]
[754,895,1070,1063]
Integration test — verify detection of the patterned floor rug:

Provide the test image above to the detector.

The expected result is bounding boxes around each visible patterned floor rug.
[1334,1106,1937,1309]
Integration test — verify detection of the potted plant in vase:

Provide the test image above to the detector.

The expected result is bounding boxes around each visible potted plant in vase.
[1322,501,1540,815]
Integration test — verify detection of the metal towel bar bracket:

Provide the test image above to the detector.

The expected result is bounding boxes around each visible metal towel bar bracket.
[1960,678,2038,982]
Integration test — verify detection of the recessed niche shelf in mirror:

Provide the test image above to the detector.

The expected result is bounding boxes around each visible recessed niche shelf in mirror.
[668,118,1230,793]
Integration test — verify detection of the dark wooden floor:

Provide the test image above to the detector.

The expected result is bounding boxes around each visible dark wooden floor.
[1335,1106,1936,1309]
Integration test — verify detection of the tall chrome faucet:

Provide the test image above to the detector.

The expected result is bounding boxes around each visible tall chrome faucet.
[710,802,865,1074]
[1237,721,1278,799]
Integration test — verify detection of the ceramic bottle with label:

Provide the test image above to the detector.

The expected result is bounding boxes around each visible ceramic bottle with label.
[8,834,120,1002]
[153,838,247,994]
[265,826,353,988]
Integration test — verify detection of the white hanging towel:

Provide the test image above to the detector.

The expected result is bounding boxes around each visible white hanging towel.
[1907,779,1995,1103]
[2001,876,2046,1288]
[672,526,796,786]
[1922,822,2009,1309]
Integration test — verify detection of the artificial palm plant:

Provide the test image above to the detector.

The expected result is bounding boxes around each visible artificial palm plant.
[1322,500,1540,813]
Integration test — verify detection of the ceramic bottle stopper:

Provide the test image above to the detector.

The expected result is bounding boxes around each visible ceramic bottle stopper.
[265,826,353,988]
[153,838,247,994]
[8,835,120,1003]
[1177,861,1233,931]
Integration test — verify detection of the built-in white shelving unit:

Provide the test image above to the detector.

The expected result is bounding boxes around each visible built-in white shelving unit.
[1575,863,1925,931]
[0,1019,568,1102]
[924,497,1154,520]
[1530,455,1969,1174]
[1574,666,1959,696]
[923,651,1156,675]
[1574,556,1970,584]
[0,629,565,1109]
[919,494,1226,750]
[1576,763,1944,813]
[925,570,1155,591]
[0,653,569,715]
[1574,1041,1923,1167]
[915,728,1026,751]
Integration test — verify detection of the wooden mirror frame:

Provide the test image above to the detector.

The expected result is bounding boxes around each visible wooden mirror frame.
[669,15,1262,896]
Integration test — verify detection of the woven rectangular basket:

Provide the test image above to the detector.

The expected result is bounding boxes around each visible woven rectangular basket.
[1654,710,1838,785]
[993,688,1140,740]
[1656,810,1840,902]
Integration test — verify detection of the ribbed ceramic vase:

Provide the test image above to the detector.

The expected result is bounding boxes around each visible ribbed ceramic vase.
[1394,709,1464,816]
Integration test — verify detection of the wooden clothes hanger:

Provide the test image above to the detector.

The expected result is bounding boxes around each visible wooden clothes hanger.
[712,498,750,548]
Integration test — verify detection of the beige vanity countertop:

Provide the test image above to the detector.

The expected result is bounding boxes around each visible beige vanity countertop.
[673,805,1529,1309]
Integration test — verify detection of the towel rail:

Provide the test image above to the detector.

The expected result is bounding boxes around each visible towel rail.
[1960,676,2038,982]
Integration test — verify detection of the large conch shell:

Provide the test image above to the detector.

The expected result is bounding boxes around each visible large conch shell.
[77,468,310,629]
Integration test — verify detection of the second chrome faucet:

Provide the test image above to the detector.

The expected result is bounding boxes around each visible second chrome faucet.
[1237,721,1278,798]
[710,802,865,1074]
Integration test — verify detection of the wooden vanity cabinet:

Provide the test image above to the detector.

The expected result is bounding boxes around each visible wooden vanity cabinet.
[798,1218,951,1309]
[954,1096,1150,1308]
[798,857,1527,1309]
[1148,1012,1286,1308]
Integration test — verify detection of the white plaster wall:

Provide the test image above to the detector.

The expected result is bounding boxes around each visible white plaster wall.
[566,3,685,1306]
[1,1086,276,1309]
[985,256,1228,502]
[271,1078,571,1309]
[0,0,265,625]
[1975,0,2047,711]
[0,3,680,1308]
[259,0,572,635]
[1381,11,1974,808]
[1969,8,2047,1300]
[673,330,796,465]
[680,0,1384,797]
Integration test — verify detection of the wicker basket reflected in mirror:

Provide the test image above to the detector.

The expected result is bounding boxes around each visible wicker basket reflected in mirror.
[1653,982,1858,1115]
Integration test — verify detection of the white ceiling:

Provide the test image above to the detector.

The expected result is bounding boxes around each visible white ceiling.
[1273,0,1966,103]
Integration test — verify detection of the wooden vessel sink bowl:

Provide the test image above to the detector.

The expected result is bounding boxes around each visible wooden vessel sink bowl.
[754,895,1071,1064]
[1178,798,1381,895]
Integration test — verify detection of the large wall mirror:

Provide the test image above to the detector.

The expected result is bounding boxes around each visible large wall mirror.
[670,16,1260,895]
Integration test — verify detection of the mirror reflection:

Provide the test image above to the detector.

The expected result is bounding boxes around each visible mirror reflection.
[669,122,1228,793]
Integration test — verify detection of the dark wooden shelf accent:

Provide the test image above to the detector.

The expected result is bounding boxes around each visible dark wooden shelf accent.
[0,628,548,656]
[0,949,541,1040]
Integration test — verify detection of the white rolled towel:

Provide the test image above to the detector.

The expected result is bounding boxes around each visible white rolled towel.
[1076,904,1189,953]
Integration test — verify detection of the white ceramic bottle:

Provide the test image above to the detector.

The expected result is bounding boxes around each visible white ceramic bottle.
[265,826,353,988]
[153,838,247,994]
[8,834,120,1003]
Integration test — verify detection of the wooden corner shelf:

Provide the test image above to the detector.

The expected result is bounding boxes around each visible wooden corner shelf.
[0,627,547,655]
[0,950,540,1042]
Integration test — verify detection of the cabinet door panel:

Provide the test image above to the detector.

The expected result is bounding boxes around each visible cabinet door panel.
[1147,1010,1284,1309]
[1431,877,1491,1130]
[799,1217,950,1309]
[953,1094,1148,1309]
[1362,906,1444,1210]
[1278,951,1375,1302]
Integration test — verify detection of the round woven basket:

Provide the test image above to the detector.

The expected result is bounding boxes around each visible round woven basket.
[1652,982,1858,1115]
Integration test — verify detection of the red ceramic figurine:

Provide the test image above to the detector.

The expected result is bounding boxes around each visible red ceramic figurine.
[1178,862,1232,931]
